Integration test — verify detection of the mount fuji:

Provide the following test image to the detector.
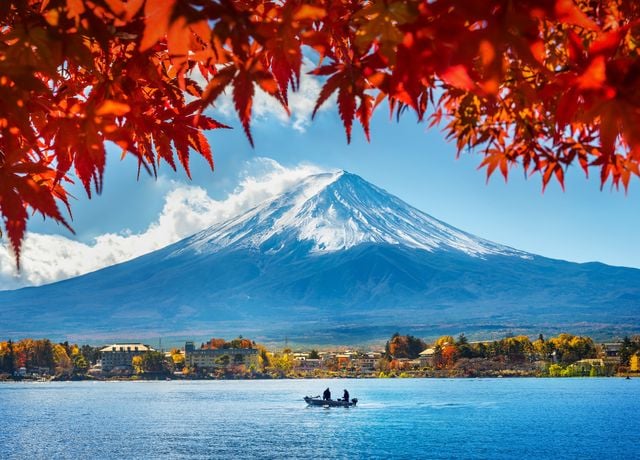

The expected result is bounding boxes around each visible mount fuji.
[1,170,639,343]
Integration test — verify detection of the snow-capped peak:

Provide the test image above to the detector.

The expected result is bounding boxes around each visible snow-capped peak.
[175,170,529,258]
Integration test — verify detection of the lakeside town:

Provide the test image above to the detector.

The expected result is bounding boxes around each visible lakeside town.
[2,332,640,381]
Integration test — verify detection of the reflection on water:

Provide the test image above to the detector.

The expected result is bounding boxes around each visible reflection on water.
[1,378,638,459]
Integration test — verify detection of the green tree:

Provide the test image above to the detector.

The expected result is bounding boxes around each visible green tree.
[72,352,89,375]
[499,336,532,362]
[456,334,475,359]
[256,345,270,370]
[619,336,633,366]
[215,355,231,367]
[31,340,54,370]
[548,364,564,377]
[532,336,552,361]
[0,341,15,374]
[80,345,101,365]
[140,351,167,373]
[470,342,488,359]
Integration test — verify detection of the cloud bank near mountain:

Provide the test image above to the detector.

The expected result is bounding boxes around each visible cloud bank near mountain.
[0,159,326,291]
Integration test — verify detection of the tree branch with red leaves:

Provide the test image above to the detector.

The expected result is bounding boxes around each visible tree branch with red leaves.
[2,0,640,266]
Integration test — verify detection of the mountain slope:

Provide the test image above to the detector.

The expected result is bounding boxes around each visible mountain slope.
[1,171,639,343]
[180,171,527,257]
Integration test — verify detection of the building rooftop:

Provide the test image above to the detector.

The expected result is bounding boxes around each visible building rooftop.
[100,343,155,353]
[188,347,258,355]
[419,348,436,356]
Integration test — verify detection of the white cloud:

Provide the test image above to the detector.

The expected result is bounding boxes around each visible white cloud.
[0,159,326,291]
[212,59,333,133]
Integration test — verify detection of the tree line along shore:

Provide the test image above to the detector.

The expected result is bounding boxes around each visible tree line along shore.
[1,332,639,381]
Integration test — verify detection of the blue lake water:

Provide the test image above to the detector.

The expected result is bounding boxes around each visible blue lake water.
[0,378,638,459]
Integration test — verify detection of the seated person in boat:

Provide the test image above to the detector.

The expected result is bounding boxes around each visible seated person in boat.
[323,388,331,400]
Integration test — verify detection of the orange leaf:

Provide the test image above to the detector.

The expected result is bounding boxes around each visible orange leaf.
[189,20,212,46]
[312,71,341,119]
[0,189,27,269]
[589,30,621,55]
[202,66,236,107]
[104,0,125,16]
[140,0,176,51]
[577,56,606,90]
[440,65,475,91]
[66,0,85,19]
[96,100,130,116]
[357,93,373,142]
[530,41,546,64]
[555,0,599,31]
[167,16,189,65]
[153,132,176,170]
[233,71,255,147]
[478,40,495,67]
[338,86,356,143]
[124,0,144,20]
[188,131,214,170]
[293,5,326,21]
[172,129,191,179]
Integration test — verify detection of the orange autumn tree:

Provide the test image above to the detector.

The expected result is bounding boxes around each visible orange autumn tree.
[2,0,640,265]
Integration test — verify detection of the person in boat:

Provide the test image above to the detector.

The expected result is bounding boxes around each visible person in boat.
[343,389,349,403]
[323,388,331,400]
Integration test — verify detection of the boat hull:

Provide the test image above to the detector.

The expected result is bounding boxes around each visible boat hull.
[304,397,358,407]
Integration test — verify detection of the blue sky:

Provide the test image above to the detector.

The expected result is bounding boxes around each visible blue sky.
[1,79,638,289]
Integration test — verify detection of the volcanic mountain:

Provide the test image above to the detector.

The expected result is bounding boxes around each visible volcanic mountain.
[1,171,639,343]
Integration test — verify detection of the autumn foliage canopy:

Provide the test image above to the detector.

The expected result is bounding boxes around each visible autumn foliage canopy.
[2,0,640,264]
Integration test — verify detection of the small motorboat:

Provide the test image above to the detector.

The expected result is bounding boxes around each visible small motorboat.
[304,396,358,407]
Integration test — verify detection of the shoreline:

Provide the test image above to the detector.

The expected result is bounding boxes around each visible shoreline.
[1,373,635,383]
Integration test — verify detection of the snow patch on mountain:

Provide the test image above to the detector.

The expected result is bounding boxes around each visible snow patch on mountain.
[174,170,531,259]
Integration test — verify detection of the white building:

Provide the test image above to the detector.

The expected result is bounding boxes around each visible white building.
[185,342,259,370]
[418,348,437,367]
[100,343,155,371]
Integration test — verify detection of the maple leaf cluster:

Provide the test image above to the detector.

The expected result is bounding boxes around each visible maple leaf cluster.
[1,0,640,266]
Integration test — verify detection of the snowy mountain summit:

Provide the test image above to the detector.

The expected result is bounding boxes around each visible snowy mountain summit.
[180,170,527,258]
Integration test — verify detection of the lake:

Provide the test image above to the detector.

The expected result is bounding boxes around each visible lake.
[1,378,638,459]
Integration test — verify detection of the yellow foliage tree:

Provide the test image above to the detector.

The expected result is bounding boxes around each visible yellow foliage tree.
[435,336,455,347]
[270,353,294,374]
[131,355,144,374]
[53,344,72,376]
[170,349,185,366]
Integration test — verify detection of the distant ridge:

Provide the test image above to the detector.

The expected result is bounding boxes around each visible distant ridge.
[1,170,639,343]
